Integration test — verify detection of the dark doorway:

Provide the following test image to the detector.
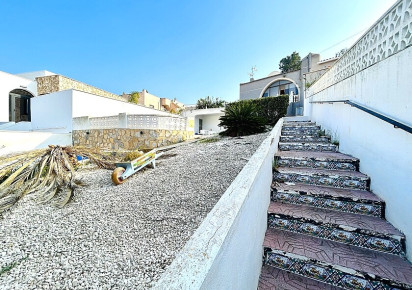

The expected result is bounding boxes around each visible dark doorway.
[199,118,203,131]
[9,89,34,122]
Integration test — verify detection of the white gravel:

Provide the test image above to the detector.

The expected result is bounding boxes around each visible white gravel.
[0,132,268,289]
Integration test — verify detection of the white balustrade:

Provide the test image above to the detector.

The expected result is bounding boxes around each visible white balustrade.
[73,114,188,131]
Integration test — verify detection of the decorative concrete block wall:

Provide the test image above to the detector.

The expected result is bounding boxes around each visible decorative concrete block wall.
[73,129,194,150]
[305,0,412,260]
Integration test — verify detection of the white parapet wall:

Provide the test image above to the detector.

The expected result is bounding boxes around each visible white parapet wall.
[153,119,284,289]
[73,113,188,131]
[31,89,177,133]
[305,0,412,260]
[0,131,72,156]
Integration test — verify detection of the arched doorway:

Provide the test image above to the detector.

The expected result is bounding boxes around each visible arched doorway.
[260,78,300,102]
[260,78,302,116]
[9,89,34,122]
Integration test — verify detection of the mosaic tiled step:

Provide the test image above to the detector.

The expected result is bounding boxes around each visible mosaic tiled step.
[283,121,317,127]
[280,135,330,143]
[275,151,359,171]
[259,265,340,290]
[283,124,319,130]
[279,142,338,152]
[272,183,384,217]
[267,201,404,255]
[281,127,320,136]
[274,167,370,190]
[264,228,412,289]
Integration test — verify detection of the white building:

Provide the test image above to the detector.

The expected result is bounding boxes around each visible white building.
[182,107,225,135]
[239,53,337,116]
[0,70,177,154]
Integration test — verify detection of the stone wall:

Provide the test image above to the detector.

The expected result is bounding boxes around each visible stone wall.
[73,129,194,150]
[36,75,123,101]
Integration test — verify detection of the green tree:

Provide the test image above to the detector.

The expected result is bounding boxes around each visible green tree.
[128,91,140,104]
[196,96,225,109]
[279,52,301,73]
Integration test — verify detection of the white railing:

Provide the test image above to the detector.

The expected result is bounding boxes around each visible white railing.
[73,113,189,131]
[308,0,412,96]
[89,115,119,129]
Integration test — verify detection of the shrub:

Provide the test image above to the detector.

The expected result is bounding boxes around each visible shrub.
[219,102,266,137]
[128,91,140,104]
[196,96,225,109]
[224,95,289,127]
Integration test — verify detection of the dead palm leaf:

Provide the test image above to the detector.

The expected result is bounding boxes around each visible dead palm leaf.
[0,145,116,213]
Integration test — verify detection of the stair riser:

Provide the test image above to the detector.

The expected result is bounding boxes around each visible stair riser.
[273,172,370,191]
[271,191,383,217]
[281,129,320,136]
[280,136,330,143]
[283,125,320,130]
[263,249,409,290]
[276,157,358,171]
[283,122,316,127]
[267,214,404,256]
[279,143,338,152]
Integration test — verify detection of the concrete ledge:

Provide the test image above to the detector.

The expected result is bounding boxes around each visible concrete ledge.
[153,119,284,289]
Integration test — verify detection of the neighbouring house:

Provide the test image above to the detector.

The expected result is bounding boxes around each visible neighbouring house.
[0,70,191,154]
[239,53,337,116]
[121,89,184,113]
[0,70,175,132]
[182,107,225,135]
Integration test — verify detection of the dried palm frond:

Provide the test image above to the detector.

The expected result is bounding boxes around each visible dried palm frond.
[0,145,116,213]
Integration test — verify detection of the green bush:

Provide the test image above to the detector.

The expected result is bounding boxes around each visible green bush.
[224,95,289,127]
[219,102,266,137]
[128,91,140,104]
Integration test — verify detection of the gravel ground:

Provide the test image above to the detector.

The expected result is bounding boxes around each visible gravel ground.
[0,132,268,289]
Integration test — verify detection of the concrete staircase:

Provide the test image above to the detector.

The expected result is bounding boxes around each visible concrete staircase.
[258,121,412,289]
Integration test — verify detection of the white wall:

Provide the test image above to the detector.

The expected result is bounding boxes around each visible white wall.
[306,46,412,259]
[71,90,173,118]
[183,108,225,134]
[0,131,72,156]
[31,90,73,132]
[154,119,284,289]
[31,90,177,133]
[0,71,36,122]
[196,114,224,133]
[0,122,33,131]
[15,70,56,81]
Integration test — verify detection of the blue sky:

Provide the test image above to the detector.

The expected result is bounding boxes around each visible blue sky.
[0,0,396,104]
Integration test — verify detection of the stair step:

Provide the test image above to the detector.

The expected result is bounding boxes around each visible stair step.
[275,151,358,171]
[279,142,338,152]
[272,183,384,217]
[283,121,316,126]
[281,128,320,136]
[259,265,340,289]
[268,201,404,255]
[264,228,412,289]
[274,167,370,191]
[280,135,330,143]
[283,124,319,129]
